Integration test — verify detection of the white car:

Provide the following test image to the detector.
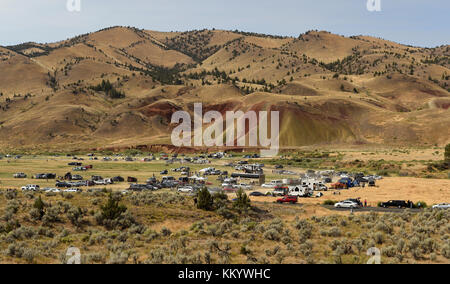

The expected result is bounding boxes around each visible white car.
[63,188,81,193]
[262,180,282,188]
[21,185,40,191]
[432,203,450,209]
[223,178,237,184]
[45,188,60,193]
[233,183,253,190]
[334,201,360,209]
[177,186,194,193]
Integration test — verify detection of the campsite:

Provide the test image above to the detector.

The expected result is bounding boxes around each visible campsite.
[1,148,448,207]
[0,147,449,264]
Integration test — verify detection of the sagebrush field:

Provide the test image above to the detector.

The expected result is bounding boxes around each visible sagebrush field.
[0,148,448,264]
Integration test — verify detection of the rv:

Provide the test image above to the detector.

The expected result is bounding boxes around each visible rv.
[288,185,313,198]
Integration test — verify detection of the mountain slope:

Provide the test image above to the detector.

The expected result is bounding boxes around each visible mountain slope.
[0,27,449,151]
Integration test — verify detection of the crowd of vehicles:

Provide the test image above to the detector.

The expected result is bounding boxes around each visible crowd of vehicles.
[3,153,448,213]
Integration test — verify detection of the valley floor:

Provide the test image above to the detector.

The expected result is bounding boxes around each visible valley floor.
[0,148,448,264]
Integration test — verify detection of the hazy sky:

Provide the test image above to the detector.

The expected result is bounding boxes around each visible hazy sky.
[0,0,448,47]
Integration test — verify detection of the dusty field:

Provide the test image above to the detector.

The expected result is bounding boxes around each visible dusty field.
[0,152,448,208]
[0,152,449,264]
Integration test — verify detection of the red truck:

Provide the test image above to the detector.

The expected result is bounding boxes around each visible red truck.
[276,196,298,204]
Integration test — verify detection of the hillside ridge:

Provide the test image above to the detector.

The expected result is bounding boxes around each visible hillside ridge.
[0,26,449,151]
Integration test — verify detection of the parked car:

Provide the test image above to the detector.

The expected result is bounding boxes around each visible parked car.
[249,192,265,197]
[129,184,155,191]
[13,173,27,178]
[35,173,56,179]
[262,180,283,188]
[42,187,58,193]
[71,175,83,181]
[223,186,237,192]
[21,185,40,191]
[177,186,194,193]
[334,200,360,209]
[64,188,82,193]
[275,165,284,169]
[112,176,125,182]
[233,183,253,190]
[276,196,298,204]
[91,176,104,181]
[432,203,450,209]
[379,200,410,209]
[73,166,87,171]
[128,177,138,183]
[345,199,363,207]
[160,170,168,175]
[56,180,70,188]
[323,177,333,183]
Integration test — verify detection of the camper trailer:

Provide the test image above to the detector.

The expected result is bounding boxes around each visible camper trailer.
[288,185,313,198]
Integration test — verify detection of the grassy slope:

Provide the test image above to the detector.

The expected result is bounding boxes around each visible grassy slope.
[0,27,449,151]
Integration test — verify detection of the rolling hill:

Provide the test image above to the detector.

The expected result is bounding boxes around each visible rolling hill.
[0,26,449,152]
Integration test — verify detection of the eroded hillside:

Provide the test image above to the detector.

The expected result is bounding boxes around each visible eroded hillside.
[0,27,449,151]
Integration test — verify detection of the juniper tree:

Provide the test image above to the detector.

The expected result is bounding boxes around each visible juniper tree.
[197,187,213,211]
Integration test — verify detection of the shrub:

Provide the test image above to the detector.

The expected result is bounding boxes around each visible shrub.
[442,243,450,259]
[67,206,84,227]
[373,232,384,244]
[33,196,46,220]
[323,200,337,206]
[233,189,251,212]
[161,227,172,237]
[263,229,280,241]
[99,193,127,222]
[42,206,62,225]
[328,227,342,237]
[212,191,228,210]
[5,189,17,200]
[383,246,398,258]
[413,201,428,209]
[197,187,213,211]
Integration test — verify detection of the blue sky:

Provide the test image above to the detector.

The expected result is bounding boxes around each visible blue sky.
[0,0,448,47]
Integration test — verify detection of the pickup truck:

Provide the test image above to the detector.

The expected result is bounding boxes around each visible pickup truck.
[21,185,40,191]
[379,200,411,209]
[13,173,27,178]
[276,196,298,204]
